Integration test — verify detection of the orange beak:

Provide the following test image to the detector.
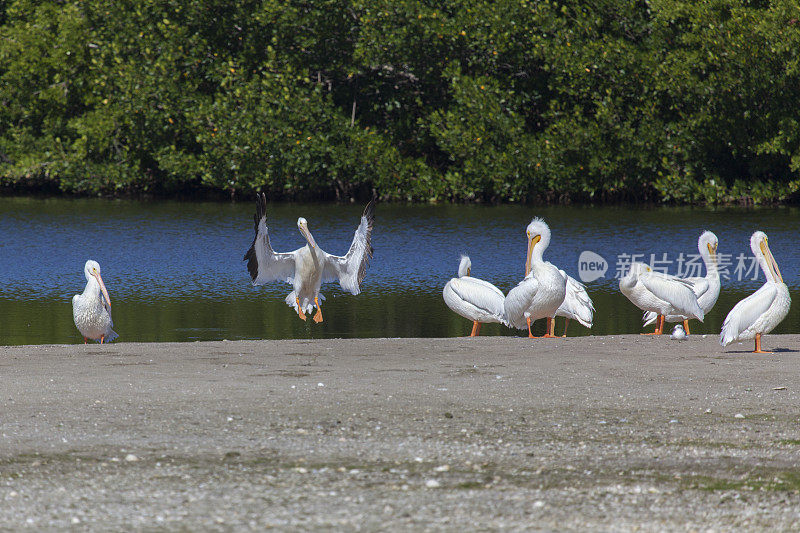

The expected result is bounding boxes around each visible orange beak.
[299,222,317,249]
[92,271,111,309]
[525,234,541,276]
[761,239,783,283]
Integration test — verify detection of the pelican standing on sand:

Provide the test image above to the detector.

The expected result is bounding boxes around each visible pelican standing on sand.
[244,193,375,322]
[556,270,594,336]
[442,256,507,336]
[504,218,567,338]
[720,231,790,353]
[619,262,705,333]
[643,231,720,334]
[72,260,117,344]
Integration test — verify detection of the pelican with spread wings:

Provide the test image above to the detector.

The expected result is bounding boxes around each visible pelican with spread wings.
[244,193,375,322]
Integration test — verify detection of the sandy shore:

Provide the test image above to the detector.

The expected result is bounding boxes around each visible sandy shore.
[1,334,800,530]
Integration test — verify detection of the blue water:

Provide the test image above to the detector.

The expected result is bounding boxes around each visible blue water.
[0,197,797,344]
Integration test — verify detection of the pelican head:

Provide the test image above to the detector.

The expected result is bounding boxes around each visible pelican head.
[751,231,783,283]
[458,255,471,278]
[84,259,111,308]
[297,217,318,249]
[627,261,651,277]
[619,261,650,290]
[698,230,719,265]
[524,217,551,275]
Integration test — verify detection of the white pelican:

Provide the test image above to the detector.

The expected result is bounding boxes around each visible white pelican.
[643,231,720,334]
[504,218,567,338]
[619,262,705,333]
[720,231,790,354]
[244,193,375,322]
[72,260,117,344]
[556,270,594,337]
[442,256,507,336]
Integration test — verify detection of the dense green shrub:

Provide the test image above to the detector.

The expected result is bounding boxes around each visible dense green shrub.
[1,0,799,204]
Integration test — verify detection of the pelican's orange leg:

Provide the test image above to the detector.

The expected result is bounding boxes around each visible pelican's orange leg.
[642,315,663,335]
[470,321,481,337]
[753,333,772,354]
[542,317,557,338]
[100,335,105,345]
[562,318,570,338]
[83,337,88,344]
[527,317,536,338]
[296,297,307,321]
[312,297,323,323]
[683,319,691,335]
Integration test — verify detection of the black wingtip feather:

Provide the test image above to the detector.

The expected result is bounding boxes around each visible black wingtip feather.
[253,192,266,233]
[243,193,267,281]
[244,237,259,281]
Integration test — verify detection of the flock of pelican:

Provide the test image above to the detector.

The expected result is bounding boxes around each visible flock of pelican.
[71,198,791,354]
[443,218,595,339]
[442,221,791,353]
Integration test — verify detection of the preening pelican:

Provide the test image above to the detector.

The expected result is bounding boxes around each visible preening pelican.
[504,218,567,338]
[643,231,720,334]
[720,231,790,353]
[442,256,507,336]
[244,193,375,322]
[619,262,705,332]
[556,270,594,336]
[72,260,117,344]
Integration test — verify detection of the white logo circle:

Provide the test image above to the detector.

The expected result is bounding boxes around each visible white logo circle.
[577,251,607,283]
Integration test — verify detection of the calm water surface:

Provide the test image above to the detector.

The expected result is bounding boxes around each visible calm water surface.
[0,197,797,344]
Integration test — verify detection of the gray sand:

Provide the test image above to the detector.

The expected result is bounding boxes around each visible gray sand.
[1,334,800,531]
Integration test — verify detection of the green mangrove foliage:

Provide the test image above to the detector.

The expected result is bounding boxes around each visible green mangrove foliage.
[1,0,799,203]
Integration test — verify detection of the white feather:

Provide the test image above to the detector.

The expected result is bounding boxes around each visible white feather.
[720,231,791,347]
[443,255,507,326]
[321,204,375,294]
[244,193,375,318]
[643,231,720,326]
[504,274,540,330]
[620,262,704,322]
[556,270,594,328]
[504,219,567,330]
[72,260,118,343]
[443,276,507,326]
